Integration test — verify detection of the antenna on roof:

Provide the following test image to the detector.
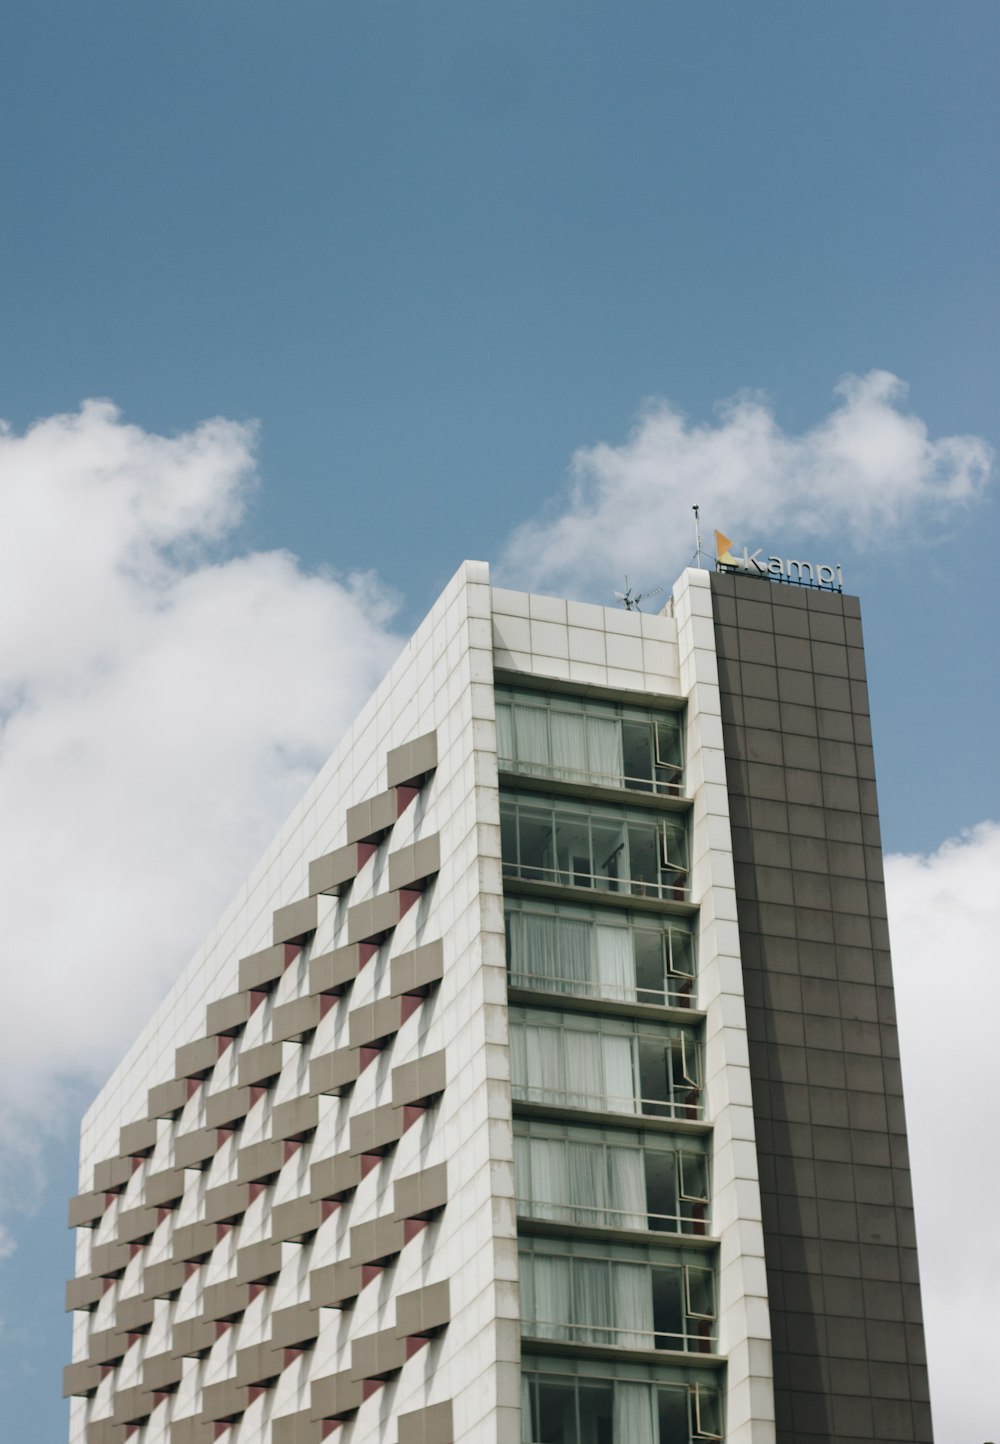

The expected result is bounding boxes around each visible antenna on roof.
[692,504,706,569]
[614,577,664,612]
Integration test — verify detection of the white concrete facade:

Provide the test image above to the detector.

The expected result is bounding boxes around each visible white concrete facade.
[70,561,776,1444]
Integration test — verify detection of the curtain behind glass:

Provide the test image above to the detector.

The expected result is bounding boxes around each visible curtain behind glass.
[528,1255,571,1341]
[601,1034,638,1113]
[550,710,589,783]
[587,716,624,786]
[614,1382,657,1444]
[613,1262,654,1348]
[567,1140,608,1226]
[510,911,591,994]
[594,924,634,1001]
[514,706,549,769]
[521,1374,534,1444]
[496,704,515,765]
[563,1029,604,1110]
[573,1258,613,1344]
[518,1135,569,1222]
[607,1144,646,1229]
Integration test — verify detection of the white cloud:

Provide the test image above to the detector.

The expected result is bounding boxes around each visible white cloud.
[0,402,401,1225]
[500,370,993,596]
[886,821,1000,1443]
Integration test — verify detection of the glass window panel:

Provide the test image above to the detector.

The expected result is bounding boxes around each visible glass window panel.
[533,1379,577,1443]
[627,821,661,896]
[666,928,695,979]
[578,1381,615,1444]
[555,816,594,887]
[655,717,684,771]
[633,927,667,1004]
[657,1384,691,1444]
[679,1152,709,1205]
[590,819,625,891]
[643,1147,679,1232]
[621,720,654,791]
[601,1034,638,1114]
[684,1267,716,1321]
[651,1265,684,1348]
[693,1385,723,1440]
[529,1255,572,1341]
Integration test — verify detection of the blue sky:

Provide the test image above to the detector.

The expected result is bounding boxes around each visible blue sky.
[0,3,997,1439]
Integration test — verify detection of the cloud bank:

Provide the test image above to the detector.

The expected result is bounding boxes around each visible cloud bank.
[500,370,993,596]
[886,821,1000,1442]
[0,402,401,1226]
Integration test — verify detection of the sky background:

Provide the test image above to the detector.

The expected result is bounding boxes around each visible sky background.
[0,3,997,1441]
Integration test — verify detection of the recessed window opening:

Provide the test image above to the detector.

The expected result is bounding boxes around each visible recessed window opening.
[496,689,684,797]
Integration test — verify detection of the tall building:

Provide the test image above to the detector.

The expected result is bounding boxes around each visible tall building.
[66,559,933,1444]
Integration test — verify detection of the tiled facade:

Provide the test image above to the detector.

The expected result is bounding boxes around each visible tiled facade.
[65,561,931,1444]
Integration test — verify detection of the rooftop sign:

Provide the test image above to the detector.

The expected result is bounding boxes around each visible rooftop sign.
[714,531,843,592]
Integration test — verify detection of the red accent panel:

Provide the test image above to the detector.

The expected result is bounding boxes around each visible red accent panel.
[186,1079,201,1099]
[405,1335,428,1358]
[283,944,302,966]
[321,1422,343,1438]
[396,786,419,815]
[361,1378,384,1401]
[399,993,422,1024]
[359,1047,380,1072]
[361,1264,382,1286]
[398,889,421,918]
[185,1262,198,1280]
[219,1036,233,1056]
[250,991,266,1014]
[129,1243,142,1259]
[402,1105,426,1133]
[249,1182,265,1202]
[250,1086,266,1105]
[403,1218,427,1243]
[157,1208,171,1224]
[359,1153,380,1179]
[217,1224,231,1240]
[319,994,337,1018]
[248,1386,265,1402]
[131,1156,143,1174]
[284,1140,301,1161]
[283,1347,305,1366]
[248,1282,264,1301]
[214,1321,231,1338]
[103,1277,115,1294]
[321,1200,340,1221]
[214,1426,231,1441]
[359,942,379,968]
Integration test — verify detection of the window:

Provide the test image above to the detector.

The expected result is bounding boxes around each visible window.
[505,901,696,1008]
[496,688,684,796]
[509,1009,702,1121]
[501,795,690,903]
[514,1122,710,1236]
[520,1364,724,1444]
[518,1238,717,1354]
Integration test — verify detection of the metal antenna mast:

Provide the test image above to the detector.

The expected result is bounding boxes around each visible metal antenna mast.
[692,504,705,569]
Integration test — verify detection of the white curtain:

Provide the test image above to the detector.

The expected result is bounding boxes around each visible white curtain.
[567,1140,607,1226]
[594,924,634,1001]
[511,911,591,994]
[518,1135,569,1222]
[613,1263,654,1349]
[514,705,550,769]
[529,1255,571,1341]
[563,1029,604,1110]
[550,710,589,782]
[601,1034,638,1114]
[587,716,623,786]
[521,1373,534,1443]
[496,703,515,766]
[572,1258,612,1344]
[607,1144,646,1229]
[614,1383,657,1444]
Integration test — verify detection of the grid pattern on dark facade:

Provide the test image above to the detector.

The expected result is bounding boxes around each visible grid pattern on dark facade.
[709,572,933,1444]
